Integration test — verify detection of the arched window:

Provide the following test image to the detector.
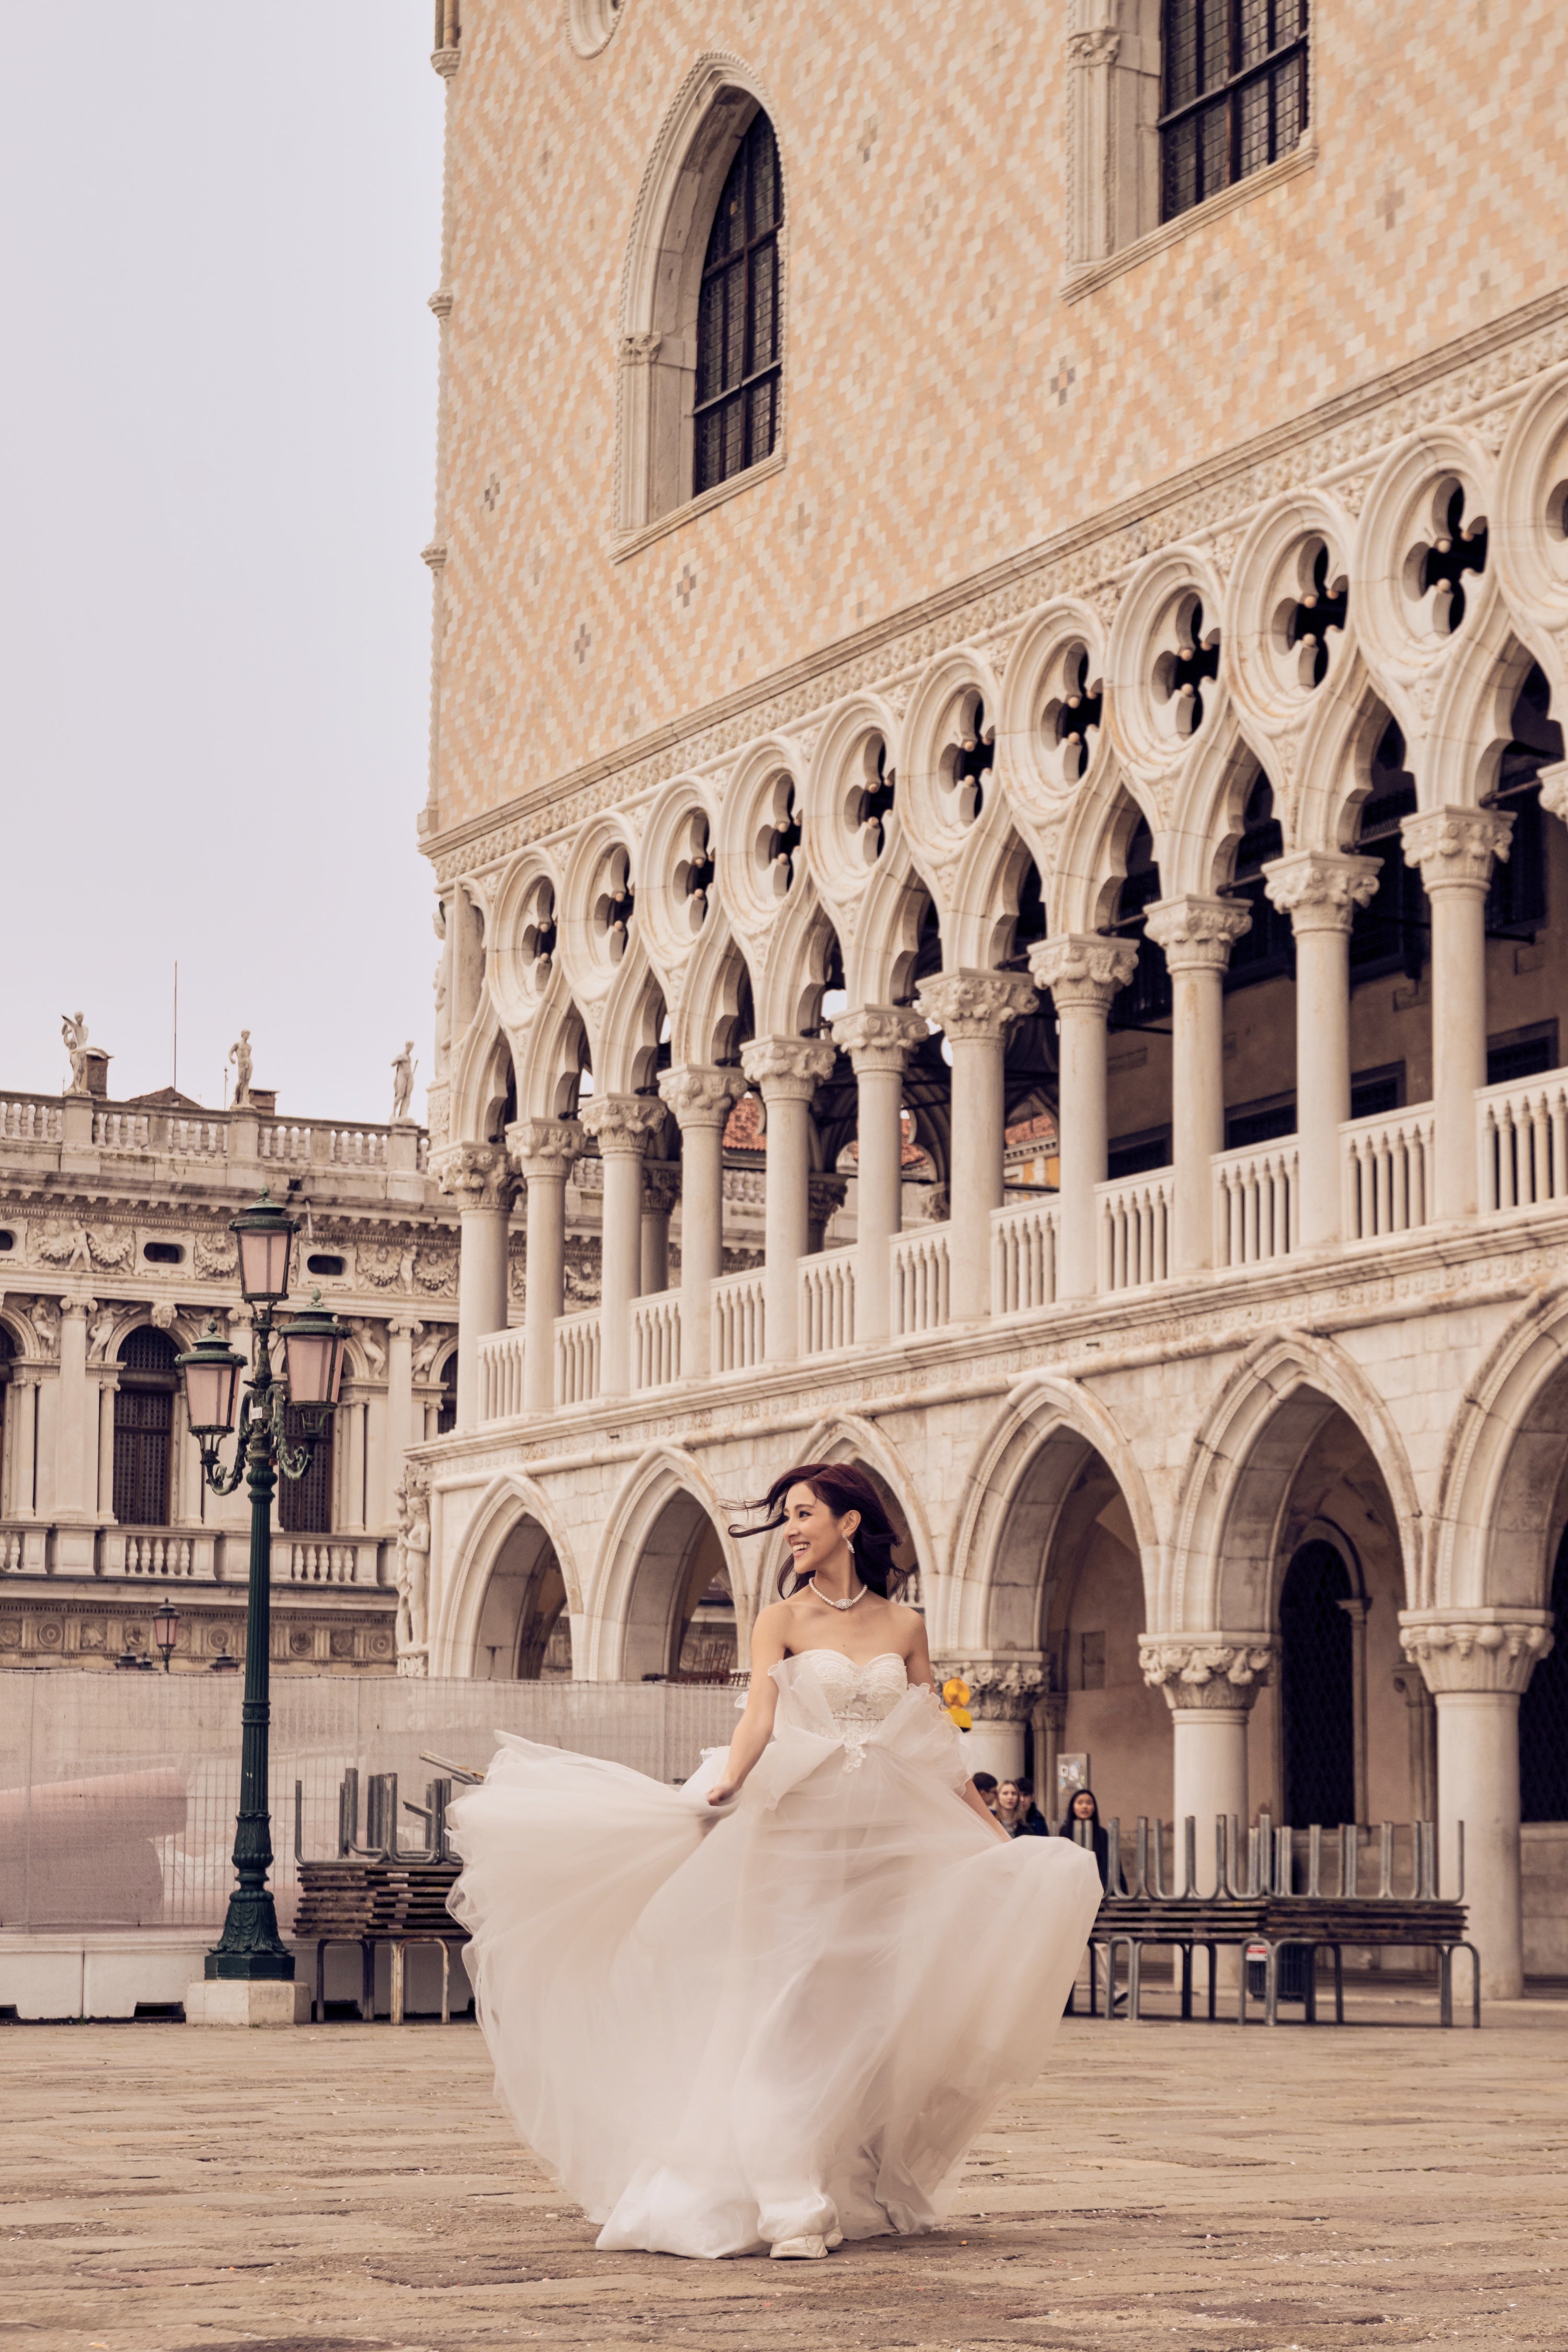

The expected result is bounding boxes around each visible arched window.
[1159,0,1309,223]
[0,1327,13,1517]
[437,1356,458,1436]
[1520,1524,1568,1821]
[113,1328,179,1527]
[279,1405,333,1536]
[693,112,783,497]
[1279,1539,1355,1826]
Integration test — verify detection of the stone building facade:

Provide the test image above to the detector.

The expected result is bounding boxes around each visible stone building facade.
[410,1,1568,1994]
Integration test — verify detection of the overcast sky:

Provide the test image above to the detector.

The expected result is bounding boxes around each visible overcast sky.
[2,4,445,1123]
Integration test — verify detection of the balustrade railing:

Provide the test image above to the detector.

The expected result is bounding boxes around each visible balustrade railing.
[1341,1104,1435,1240]
[1478,1069,1568,1214]
[170,1117,226,1157]
[555,1307,602,1405]
[328,1127,388,1167]
[632,1289,683,1388]
[0,1097,63,1143]
[122,1534,195,1577]
[259,1124,313,1162]
[798,1250,856,1355]
[281,1541,366,1586]
[991,1197,1060,1315]
[0,1530,25,1572]
[477,1326,527,1422]
[94,1111,150,1150]
[1213,1140,1298,1269]
[711,1267,766,1372]
[893,1225,951,1335]
[1096,1171,1174,1290]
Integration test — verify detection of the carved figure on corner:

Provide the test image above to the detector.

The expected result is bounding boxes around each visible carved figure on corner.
[61,1013,90,1094]
[391,1041,418,1124]
[395,1473,432,1676]
[228,1031,253,1107]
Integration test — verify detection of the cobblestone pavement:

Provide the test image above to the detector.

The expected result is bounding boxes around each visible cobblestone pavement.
[3,2005,1566,2352]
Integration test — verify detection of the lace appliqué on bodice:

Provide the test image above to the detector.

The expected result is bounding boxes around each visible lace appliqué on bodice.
[798,1651,908,1771]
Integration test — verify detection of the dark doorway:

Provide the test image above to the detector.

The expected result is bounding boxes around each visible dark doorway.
[1520,1523,1568,1821]
[279,1404,333,1535]
[113,1328,178,1526]
[1279,1540,1355,1826]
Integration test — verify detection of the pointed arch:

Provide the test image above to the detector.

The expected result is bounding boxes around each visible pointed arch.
[1430,1282,1568,1615]
[430,1470,584,1678]
[585,1444,751,1680]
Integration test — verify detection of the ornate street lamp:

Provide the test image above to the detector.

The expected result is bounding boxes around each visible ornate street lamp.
[152,1602,181,1673]
[176,1190,348,1991]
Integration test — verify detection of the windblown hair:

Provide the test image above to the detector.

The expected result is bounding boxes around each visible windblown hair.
[730,1461,909,1599]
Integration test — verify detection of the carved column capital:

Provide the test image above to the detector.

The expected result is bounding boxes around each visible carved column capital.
[1538,760,1568,827]
[935,1656,1048,1722]
[1029,933,1138,1011]
[830,1005,928,1074]
[1400,806,1514,895]
[579,1092,667,1159]
[1143,895,1252,972]
[1139,1634,1276,1711]
[809,1172,849,1221]
[429,1141,514,1211]
[641,1161,683,1216]
[658,1063,740,1131]
[1262,850,1382,933]
[1398,1608,1554,1696]
[618,330,663,367]
[740,1034,838,1102]
[1066,26,1121,66]
[504,1118,584,1182]
[915,969,1038,1042]
[428,287,453,321]
[431,45,461,78]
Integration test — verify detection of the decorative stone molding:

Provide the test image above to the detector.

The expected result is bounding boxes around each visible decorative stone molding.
[740,1035,838,1101]
[1263,850,1382,932]
[1029,933,1139,1010]
[618,330,662,367]
[1066,27,1121,66]
[808,1172,849,1222]
[658,1064,740,1130]
[431,47,461,79]
[579,1093,667,1158]
[421,541,448,573]
[935,1656,1048,1721]
[1398,1609,1554,1695]
[1399,806,1514,895]
[915,969,1038,1042]
[830,1005,928,1073]
[1144,895,1253,972]
[1139,1635,1276,1710]
[430,1140,513,1210]
[505,1117,585,1179]
[428,288,453,321]
[1538,760,1568,827]
[641,1161,682,1216]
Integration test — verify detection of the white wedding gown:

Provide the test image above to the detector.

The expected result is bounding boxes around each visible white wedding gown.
[447,1651,1102,2259]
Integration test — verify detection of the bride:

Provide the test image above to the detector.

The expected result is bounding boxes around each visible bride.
[447,1461,1101,2263]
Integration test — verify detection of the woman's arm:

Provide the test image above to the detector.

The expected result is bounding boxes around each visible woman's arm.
[905,1611,1009,1841]
[706,1606,788,1805]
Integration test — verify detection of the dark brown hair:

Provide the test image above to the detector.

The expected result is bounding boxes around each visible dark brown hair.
[730,1460,909,1599]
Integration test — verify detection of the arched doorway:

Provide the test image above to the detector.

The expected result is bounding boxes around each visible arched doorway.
[1520,1525,1568,1822]
[113,1328,178,1527]
[472,1515,572,1681]
[623,1489,735,1684]
[1278,1540,1356,1826]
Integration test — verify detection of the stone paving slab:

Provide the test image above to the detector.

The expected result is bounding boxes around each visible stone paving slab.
[2,2008,1566,2351]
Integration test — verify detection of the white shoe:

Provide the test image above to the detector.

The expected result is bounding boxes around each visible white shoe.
[770,2234,831,2259]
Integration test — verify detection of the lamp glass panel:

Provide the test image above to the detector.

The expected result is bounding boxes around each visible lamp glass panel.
[237,1222,292,1300]
[284,1328,337,1406]
[184,1355,240,1435]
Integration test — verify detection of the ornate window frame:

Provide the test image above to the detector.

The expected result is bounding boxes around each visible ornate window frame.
[614,55,787,550]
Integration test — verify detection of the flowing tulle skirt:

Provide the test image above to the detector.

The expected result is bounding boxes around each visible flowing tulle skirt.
[447,1676,1101,2259]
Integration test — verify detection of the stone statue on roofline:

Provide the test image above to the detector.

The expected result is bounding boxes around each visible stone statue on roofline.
[391,1041,418,1124]
[228,1031,253,1108]
[61,1012,90,1094]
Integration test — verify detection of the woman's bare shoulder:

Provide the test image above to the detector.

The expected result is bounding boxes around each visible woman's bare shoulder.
[887,1600,930,1640]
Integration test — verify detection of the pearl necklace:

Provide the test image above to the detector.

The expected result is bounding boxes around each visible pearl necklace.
[810,1578,869,1610]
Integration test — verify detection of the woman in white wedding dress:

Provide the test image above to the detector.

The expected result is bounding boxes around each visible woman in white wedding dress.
[447,1462,1102,2263]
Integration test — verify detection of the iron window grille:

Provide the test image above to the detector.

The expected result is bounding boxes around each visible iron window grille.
[112,1327,179,1528]
[1159,0,1309,225]
[694,113,783,498]
[279,1402,334,1535]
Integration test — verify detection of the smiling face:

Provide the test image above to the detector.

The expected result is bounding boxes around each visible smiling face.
[783,1481,861,1585]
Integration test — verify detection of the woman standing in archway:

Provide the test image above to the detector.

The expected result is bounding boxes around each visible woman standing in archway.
[449,1461,1100,2263]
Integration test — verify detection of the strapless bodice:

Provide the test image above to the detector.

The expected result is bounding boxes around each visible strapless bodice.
[791,1650,908,1769]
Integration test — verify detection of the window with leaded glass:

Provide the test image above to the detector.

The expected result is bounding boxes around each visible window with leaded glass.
[694,112,782,498]
[1160,0,1309,224]
[113,1327,178,1527]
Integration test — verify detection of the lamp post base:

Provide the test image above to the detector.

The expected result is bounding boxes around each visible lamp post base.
[185,1978,310,2028]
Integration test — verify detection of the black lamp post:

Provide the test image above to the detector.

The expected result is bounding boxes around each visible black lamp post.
[152,1602,181,1672]
[176,1188,347,1985]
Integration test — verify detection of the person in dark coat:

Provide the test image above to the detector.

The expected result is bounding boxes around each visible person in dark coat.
[997,1779,1048,1836]
[1058,1787,1110,1886]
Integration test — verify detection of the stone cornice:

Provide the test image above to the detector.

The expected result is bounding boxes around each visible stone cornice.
[423,287,1568,887]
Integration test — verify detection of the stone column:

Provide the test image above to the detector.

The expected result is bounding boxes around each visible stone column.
[915,971,1039,1320]
[831,1007,927,1344]
[431,1142,515,1432]
[1261,851,1381,1249]
[740,1036,837,1363]
[1143,898,1252,1274]
[386,1315,417,1479]
[1391,1665,1438,1825]
[52,1297,97,1569]
[506,1120,583,1412]
[1400,1608,1554,1998]
[9,1370,40,1518]
[1029,937,1138,1298]
[640,1162,680,1298]
[579,1095,666,1397]
[658,1066,738,1383]
[95,1368,119,1520]
[937,1657,1047,1785]
[1400,809,1514,1221]
[1141,1636,1275,1893]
